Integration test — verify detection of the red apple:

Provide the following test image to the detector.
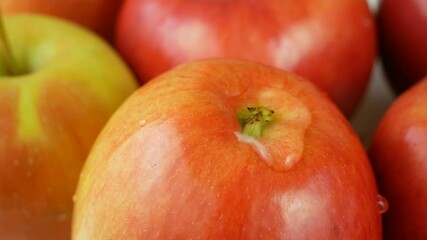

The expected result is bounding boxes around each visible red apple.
[377,0,427,93]
[0,0,124,41]
[369,76,427,239]
[0,14,137,239]
[73,59,382,239]
[115,0,377,117]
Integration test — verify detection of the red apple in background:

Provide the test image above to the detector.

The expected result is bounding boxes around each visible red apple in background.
[0,14,137,239]
[0,0,124,41]
[369,76,427,239]
[115,0,377,117]
[73,59,382,239]
[377,0,427,93]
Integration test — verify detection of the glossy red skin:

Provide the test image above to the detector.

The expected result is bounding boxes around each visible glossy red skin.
[1,0,123,41]
[369,76,427,239]
[73,59,381,239]
[115,0,376,116]
[378,0,427,93]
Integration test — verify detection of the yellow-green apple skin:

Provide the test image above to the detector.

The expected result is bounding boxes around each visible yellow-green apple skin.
[0,14,138,240]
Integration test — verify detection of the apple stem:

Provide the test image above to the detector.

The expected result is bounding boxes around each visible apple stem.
[237,106,275,137]
[0,13,17,75]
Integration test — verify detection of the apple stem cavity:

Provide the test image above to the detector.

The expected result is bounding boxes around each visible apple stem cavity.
[237,106,274,137]
[0,13,17,76]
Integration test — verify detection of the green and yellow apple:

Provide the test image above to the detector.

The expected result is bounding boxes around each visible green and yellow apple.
[0,14,138,239]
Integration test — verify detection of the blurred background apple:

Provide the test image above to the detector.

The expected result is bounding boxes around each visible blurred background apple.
[0,14,137,239]
[115,0,377,117]
[0,0,124,42]
[369,76,427,239]
[377,0,427,93]
[350,0,394,147]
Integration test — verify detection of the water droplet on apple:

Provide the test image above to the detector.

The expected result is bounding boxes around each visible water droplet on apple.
[26,171,32,178]
[377,194,389,214]
[224,88,241,97]
[41,115,48,123]
[57,213,69,222]
[234,131,302,172]
[234,131,272,163]
[13,159,20,166]
[139,119,147,126]
[72,194,77,202]
[284,155,298,169]
[28,158,34,165]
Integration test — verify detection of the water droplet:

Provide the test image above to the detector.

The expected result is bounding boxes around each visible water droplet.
[377,194,389,214]
[13,159,20,166]
[234,131,271,164]
[41,115,48,123]
[139,119,147,126]
[28,158,34,165]
[284,155,297,169]
[26,171,32,178]
[234,131,302,172]
[72,194,77,202]
[224,88,241,97]
[57,213,69,222]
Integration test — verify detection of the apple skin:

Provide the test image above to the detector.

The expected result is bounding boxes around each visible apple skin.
[377,0,427,93]
[115,0,376,117]
[72,59,382,239]
[0,0,123,41]
[369,76,427,239]
[0,14,138,239]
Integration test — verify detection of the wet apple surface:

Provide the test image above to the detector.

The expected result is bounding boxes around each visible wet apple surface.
[369,76,427,239]
[73,59,382,239]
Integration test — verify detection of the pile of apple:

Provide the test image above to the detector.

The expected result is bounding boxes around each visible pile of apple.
[0,0,426,239]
